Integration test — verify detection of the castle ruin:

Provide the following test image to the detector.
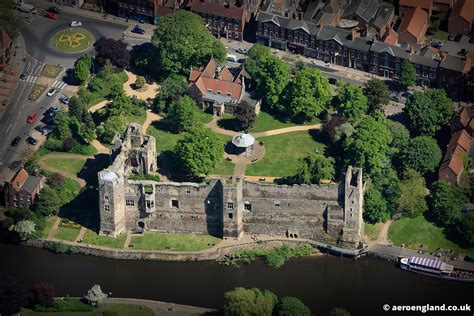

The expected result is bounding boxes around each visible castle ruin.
[98,124,364,249]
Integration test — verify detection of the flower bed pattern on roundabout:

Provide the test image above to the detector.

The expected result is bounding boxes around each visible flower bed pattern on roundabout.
[50,27,95,53]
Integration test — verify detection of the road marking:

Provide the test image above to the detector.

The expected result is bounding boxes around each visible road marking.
[20,75,38,84]
[52,80,67,90]
[5,123,13,134]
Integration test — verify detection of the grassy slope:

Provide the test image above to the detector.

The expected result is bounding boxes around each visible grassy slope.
[82,229,127,249]
[130,232,221,251]
[44,158,86,175]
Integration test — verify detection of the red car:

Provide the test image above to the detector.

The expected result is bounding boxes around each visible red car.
[44,12,58,20]
[27,113,37,124]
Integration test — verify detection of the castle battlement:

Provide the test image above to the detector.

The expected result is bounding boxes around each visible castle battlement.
[98,124,364,249]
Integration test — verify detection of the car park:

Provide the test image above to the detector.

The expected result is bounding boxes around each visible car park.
[10,136,21,147]
[34,124,45,133]
[35,124,54,135]
[46,88,57,97]
[44,12,57,20]
[236,48,248,54]
[47,6,61,14]
[70,21,82,27]
[27,113,37,124]
[41,115,56,125]
[46,106,60,114]
[131,26,146,34]
[59,95,70,105]
[26,137,38,146]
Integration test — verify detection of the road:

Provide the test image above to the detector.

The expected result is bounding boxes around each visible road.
[0,7,128,182]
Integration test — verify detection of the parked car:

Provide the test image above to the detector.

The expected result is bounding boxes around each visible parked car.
[42,115,56,125]
[59,95,70,105]
[70,21,82,27]
[34,124,46,133]
[47,6,61,14]
[26,137,38,146]
[237,58,247,63]
[328,78,337,85]
[20,73,27,80]
[44,12,57,20]
[448,33,456,41]
[35,124,54,135]
[236,48,248,54]
[27,113,37,124]
[131,26,145,34]
[10,136,21,147]
[46,106,60,114]
[46,88,57,97]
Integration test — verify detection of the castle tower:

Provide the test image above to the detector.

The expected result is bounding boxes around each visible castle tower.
[98,170,126,237]
[221,177,244,239]
[143,135,156,174]
[341,166,364,247]
[127,123,144,149]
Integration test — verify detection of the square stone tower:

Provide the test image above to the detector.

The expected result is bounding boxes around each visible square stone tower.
[98,170,126,237]
[221,178,244,239]
[341,166,364,248]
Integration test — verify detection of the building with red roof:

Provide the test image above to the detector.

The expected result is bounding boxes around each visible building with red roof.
[397,7,429,44]
[448,0,474,35]
[3,168,46,209]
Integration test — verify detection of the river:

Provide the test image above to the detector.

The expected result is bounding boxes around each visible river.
[1,242,473,315]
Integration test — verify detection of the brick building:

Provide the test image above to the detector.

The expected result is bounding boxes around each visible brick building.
[3,169,46,209]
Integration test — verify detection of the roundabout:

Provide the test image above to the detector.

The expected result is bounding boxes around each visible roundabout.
[50,27,95,53]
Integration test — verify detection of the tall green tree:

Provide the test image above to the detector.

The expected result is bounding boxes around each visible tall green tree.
[151,10,226,75]
[166,96,198,133]
[344,114,392,175]
[96,115,127,144]
[398,168,428,217]
[74,54,91,85]
[175,126,224,177]
[387,120,410,152]
[398,60,417,87]
[244,44,271,79]
[399,136,442,175]
[283,67,332,121]
[430,181,468,227]
[36,188,62,217]
[372,166,401,213]
[364,188,390,223]
[336,82,368,123]
[294,153,335,184]
[456,213,474,247]
[0,273,29,316]
[235,100,256,130]
[276,297,311,316]
[404,89,453,135]
[153,74,188,113]
[223,287,277,316]
[364,78,390,113]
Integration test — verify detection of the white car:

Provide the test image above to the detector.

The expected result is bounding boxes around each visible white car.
[46,88,57,97]
[70,21,82,27]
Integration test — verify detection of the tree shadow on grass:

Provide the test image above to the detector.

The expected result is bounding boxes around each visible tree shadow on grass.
[77,153,110,188]
[157,151,202,183]
[217,117,242,132]
[59,186,99,231]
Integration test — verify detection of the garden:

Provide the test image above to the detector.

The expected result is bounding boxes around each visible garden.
[28,84,47,101]
[50,28,95,53]
[41,64,63,78]
[81,228,127,249]
[54,219,81,242]
[129,232,221,251]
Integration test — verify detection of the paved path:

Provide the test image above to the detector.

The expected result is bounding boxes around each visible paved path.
[232,160,247,183]
[38,152,94,188]
[377,220,393,245]
[143,110,163,132]
[123,71,160,101]
[103,297,215,316]
[205,117,238,136]
[87,100,109,113]
[47,217,61,240]
[91,139,109,155]
[75,226,87,242]
[124,231,132,248]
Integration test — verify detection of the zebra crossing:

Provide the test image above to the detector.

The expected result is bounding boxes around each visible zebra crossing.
[51,80,67,90]
[20,75,39,84]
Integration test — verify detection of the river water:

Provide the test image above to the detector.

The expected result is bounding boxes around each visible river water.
[1,242,473,315]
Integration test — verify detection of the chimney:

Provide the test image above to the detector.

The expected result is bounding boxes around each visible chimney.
[215,66,222,79]
[351,28,359,40]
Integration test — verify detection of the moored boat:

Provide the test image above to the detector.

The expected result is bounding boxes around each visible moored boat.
[400,256,474,282]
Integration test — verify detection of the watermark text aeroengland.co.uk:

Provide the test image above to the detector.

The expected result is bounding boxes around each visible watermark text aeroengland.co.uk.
[382,304,472,313]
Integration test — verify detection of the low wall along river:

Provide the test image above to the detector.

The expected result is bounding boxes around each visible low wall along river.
[1,242,473,315]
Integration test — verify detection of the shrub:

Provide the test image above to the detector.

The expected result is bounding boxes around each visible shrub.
[43,241,70,253]
[54,298,94,312]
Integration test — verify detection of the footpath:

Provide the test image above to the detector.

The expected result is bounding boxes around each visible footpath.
[102,297,215,315]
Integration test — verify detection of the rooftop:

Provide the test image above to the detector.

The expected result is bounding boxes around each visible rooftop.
[397,6,428,42]
[232,133,255,147]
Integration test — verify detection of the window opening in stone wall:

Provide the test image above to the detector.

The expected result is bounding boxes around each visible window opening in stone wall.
[227,202,234,209]
[104,205,110,212]
[186,188,191,194]
[171,199,179,208]
[244,201,252,211]
[126,199,135,206]
[104,195,109,200]
[228,212,233,219]
[274,201,280,207]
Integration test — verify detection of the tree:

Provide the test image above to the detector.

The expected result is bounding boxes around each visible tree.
[135,75,146,89]
[223,287,277,316]
[69,96,86,119]
[430,181,468,227]
[83,284,107,307]
[0,273,29,315]
[276,297,311,316]
[36,187,62,217]
[151,10,226,75]
[456,213,474,247]
[78,111,97,144]
[96,115,127,144]
[344,114,392,175]
[31,282,55,307]
[398,60,417,87]
[74,54,91,84]
[399,136,442,175]
[235,101,256,130]
[364,78,390,113]
[398,169,428,216]
[166,96,198,133]
[294,153,335,184]
[244,44,271,78]
[336,82,368,123]
[283,67,332,121]
[153,74,188,113]
[331,307,351,316]
[14,220,35,240]
[334,122,354,142]
[94,37,130,69]
[372,166,401,213]
[404,89,454,135]
[325,115,348,141]
[175,126,224,177]
[387,120,410,152]
[52,113,73,142]
[364,188,389,223]
[47,173,65,188]
[63,137,77,151]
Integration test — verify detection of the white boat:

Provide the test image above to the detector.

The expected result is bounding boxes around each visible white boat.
[400,256,474,282]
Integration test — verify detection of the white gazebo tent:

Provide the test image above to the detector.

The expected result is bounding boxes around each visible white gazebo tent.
[231,133,255,157]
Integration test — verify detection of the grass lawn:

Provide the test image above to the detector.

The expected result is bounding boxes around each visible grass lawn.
[82,228,127,248]
[364,222,382,241]
[196,111,214,124]
[28,84,47,101]
[129,232,221,251]
[249,111,297,133]
[44,158,86,175]
[54,226,81,242]
[245,131,325,177]
[41,217,57,238]
[50,28,94,53]
[125,111,147,125]
[212,157,235,175]
[147,121,185,152]
[388,215,473,256]
[22,303,154,316]
[41,64,62,78]
[433,30,447,40]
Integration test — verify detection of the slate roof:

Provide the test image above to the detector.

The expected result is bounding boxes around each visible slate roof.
[410,53,439,68]
[372,3,394,30]
[342,0,380,22]
[370,41,411,59]
[318,26,352,46]
[345,36,372,51]
[190,1,245,20]
[21,175,43,194]
[439,55,469,72]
